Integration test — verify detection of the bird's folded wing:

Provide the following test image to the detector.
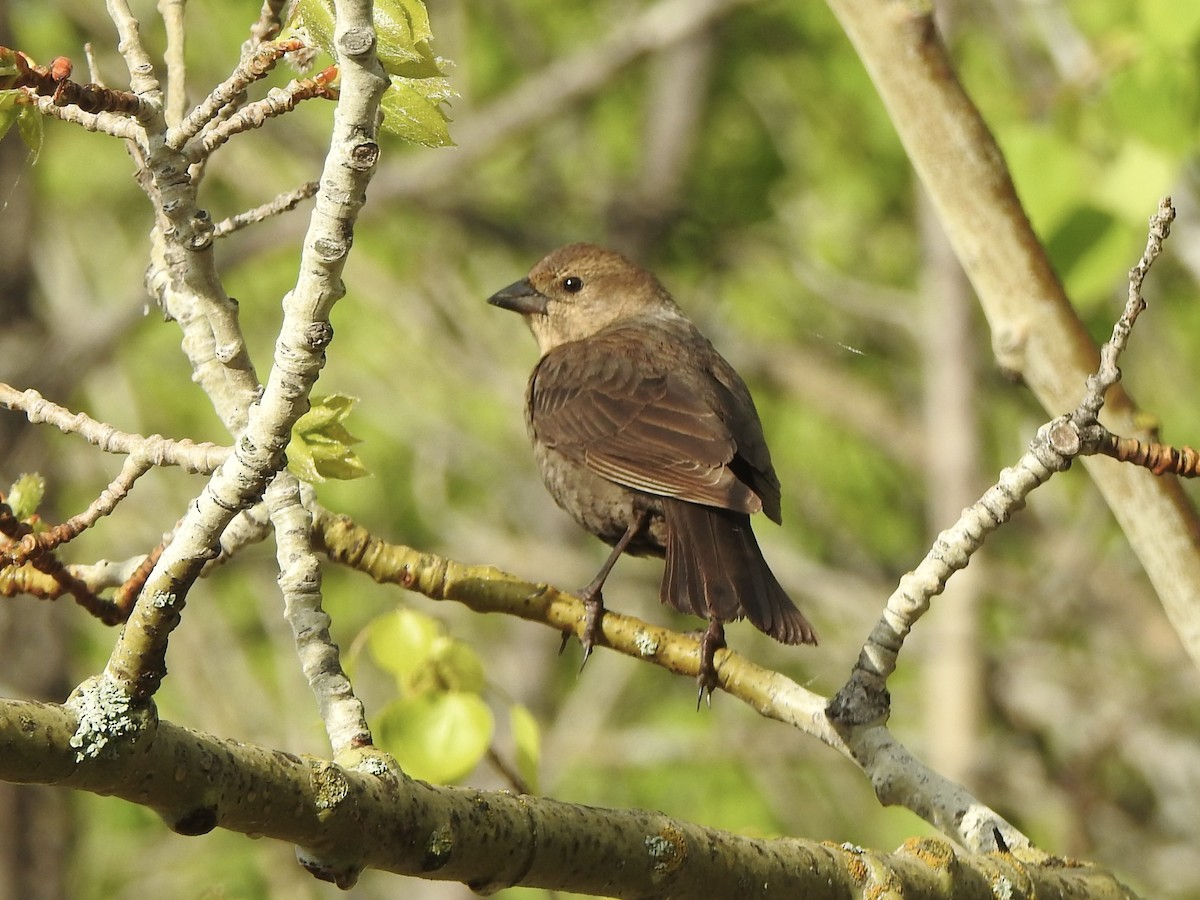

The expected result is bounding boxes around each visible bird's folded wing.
[529,343,764,515]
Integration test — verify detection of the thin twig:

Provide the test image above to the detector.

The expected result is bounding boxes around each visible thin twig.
[104,0,160,99]
[157,0,188,125]
[169,38,306,150]
[0,384,230,473]
[245,0,288,50]
[1075,196,1176,424]
[0,501,123,623]
[830,198,1179,726]
[269,476,373,753]
[30,95,143,142]
[184,67,338,162]
[212,181,319,239]
[2,457,151,569]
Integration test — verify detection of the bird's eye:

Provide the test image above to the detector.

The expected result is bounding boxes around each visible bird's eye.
[562,276,584,293]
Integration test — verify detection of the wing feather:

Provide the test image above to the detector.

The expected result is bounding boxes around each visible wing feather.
[528,328,769,516]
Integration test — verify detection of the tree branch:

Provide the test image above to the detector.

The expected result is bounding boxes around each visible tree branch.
[824,0,1200,670]
[0,697,1139,898]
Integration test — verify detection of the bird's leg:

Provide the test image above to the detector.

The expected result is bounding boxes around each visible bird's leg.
[561,510,650,667]
[696,618,727,708]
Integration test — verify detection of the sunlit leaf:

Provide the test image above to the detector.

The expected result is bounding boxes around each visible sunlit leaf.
[364,608,440,684]
[426,637,485,694]
[0,93,21,143]
[375,692,493,783]
[380,75,453,147]
[288,393,368,483]
[7,473,45,521]
[286,0,453,144]
[16,106,43,161]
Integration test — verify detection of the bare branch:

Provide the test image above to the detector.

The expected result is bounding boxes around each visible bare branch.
[831,198,1180,724]
[104,0,160,98]
[29,94,143,141]
[212,181,320,239]
[169,38,307,150]
[825,0,1200,670]
[0,384,230,473]
[98,0,388,709]
[0,698,1137,897]
[157,0,188,125]
[2,456,150,571]
[246,0,288,50]
[184,67,339,163]
[268,476,371,754]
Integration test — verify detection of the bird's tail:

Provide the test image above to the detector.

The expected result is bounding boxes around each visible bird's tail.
[661,500,817,645]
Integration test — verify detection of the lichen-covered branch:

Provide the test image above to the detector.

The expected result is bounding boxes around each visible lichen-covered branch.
[0,697,1139,898]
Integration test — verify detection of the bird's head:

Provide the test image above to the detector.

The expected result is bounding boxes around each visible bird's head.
[487,243,679,354]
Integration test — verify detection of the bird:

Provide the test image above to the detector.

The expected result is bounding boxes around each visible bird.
[488,243,816,700]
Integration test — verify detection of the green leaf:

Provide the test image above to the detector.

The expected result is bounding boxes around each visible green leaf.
[380,75,454,147]
[0,96,21,144]
[0,91,36,152]
[426,637,485,694]
[288,393,368,483]
[364,608,488,696]
[7,473,45,521]
[364,608,439,684]
[375,692,493,783]
[286,0,336,56]
[285,0,454,146]
[510,704,540,794]
[15,104,42,160]
[374,0,443,77]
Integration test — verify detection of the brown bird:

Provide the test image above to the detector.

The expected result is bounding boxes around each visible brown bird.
[488,243,816,699]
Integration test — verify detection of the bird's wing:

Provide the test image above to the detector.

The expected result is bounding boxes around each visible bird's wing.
[529,338,765,516]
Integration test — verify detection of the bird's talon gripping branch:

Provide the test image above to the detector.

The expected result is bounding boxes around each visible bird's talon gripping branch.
[696,619,726,707]
[577,589,605,669]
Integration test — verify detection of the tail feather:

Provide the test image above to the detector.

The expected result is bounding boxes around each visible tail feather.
[661,500,817,645]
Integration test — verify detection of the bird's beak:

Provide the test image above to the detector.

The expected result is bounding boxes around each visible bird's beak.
[487,279,549,316]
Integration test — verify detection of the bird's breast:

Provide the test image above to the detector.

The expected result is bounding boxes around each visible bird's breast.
[529,436,667,556]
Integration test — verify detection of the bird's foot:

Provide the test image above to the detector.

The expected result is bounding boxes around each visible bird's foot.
[559,587,606,671]
[696,619,726,709]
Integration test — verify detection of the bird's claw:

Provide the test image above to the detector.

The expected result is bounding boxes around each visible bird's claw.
[695,619,726,710]
[561,588,606,672]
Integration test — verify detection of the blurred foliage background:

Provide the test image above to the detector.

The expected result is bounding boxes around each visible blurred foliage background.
[2,0,1200,897]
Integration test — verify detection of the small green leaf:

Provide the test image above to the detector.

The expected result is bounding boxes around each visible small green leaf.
[375,692,493,783]
[374,0,444,77]
[7,473,45,521]
[286,0,336,55]
[510,704,541,794]
[288,393,368,483]
[380,75,454,147]
[0,92,41,159]
[427,637,486,694]
[16,104,42,160]
[0,102,20,144]
[285,0,454,146]
[365,608,440,684]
